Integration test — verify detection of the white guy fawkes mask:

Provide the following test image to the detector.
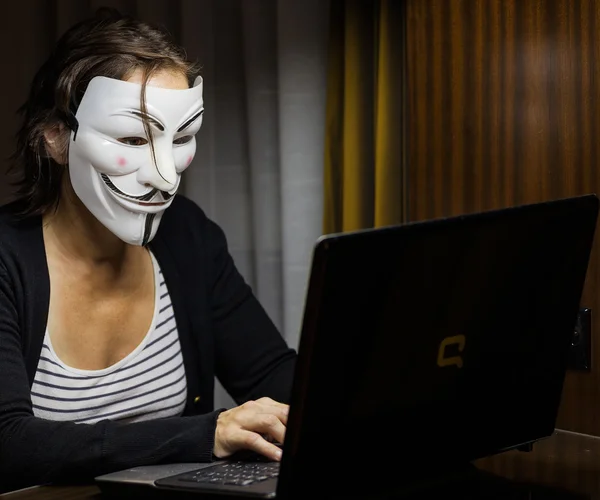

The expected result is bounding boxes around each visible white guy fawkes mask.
[68,75,204,246]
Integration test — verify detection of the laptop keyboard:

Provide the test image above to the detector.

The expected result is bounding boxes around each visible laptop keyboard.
[177,461,280,486]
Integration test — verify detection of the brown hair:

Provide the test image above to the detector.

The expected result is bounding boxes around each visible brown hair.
[9,7,200,216]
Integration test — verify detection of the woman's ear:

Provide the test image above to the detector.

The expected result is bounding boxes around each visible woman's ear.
[43,123,69,165]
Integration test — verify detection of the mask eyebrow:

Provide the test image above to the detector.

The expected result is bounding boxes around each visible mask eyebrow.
[177,109,204,133]
[129,110,165,131]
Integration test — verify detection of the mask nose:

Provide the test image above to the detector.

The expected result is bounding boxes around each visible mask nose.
[137,146,178,192]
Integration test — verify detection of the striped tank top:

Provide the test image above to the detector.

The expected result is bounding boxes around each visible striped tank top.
[31,252,187,424]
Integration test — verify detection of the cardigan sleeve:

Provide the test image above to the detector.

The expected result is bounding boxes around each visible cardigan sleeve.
[0,263,221,494]
[205,217,297,405]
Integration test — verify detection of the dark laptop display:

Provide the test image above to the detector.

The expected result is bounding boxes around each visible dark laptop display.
[96,194,599,499]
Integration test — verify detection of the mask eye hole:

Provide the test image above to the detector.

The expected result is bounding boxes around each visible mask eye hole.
[173,135,193,145]
[118,137,148,146]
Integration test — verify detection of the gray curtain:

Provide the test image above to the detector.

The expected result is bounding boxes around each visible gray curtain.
[0,0,330,408]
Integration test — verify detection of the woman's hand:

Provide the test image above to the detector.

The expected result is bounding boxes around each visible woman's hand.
[213,397,289,461]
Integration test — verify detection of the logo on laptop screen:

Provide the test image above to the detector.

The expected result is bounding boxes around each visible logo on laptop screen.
[437,335,466,368]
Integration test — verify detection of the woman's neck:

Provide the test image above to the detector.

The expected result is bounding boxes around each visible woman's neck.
[42,181,145,278]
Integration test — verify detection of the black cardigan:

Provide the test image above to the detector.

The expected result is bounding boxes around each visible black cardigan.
[0,195,297,493]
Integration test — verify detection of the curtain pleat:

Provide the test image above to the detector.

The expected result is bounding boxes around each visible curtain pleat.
[324,0,406,234]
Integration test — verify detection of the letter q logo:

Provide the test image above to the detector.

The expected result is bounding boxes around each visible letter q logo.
[437,334,466,368]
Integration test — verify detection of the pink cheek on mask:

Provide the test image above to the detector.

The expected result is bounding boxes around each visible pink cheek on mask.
[117,157,127,167]
[187,156,193,166]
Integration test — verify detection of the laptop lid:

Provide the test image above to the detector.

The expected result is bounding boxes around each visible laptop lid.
[277,194,598,497]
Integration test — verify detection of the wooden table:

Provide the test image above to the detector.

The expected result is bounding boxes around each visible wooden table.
[2,429,598,499]
[476,429,600,497]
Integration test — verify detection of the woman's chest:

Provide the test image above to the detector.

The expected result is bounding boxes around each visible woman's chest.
[46,260,158,370]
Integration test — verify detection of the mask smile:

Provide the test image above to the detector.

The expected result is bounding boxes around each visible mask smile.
[100,172,178,212]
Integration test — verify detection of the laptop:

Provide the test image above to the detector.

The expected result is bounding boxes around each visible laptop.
[96,194,599,499]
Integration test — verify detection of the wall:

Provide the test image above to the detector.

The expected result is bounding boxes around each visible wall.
[0,2,57,206]
[405,0,600,435]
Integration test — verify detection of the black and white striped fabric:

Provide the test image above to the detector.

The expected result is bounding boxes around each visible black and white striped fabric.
[31,252,187,424]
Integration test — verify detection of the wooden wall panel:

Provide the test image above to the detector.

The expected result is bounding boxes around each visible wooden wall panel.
[406,0,600,435]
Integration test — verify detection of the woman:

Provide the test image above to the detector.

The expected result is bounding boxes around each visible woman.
[0,8,296,493]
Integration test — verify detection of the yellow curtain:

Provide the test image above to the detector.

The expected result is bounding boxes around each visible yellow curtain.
[323,0,406,234]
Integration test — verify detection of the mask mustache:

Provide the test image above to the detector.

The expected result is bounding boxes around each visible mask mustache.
[101,174,176,202]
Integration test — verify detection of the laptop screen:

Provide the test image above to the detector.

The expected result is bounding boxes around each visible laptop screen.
[280,195,598,495]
